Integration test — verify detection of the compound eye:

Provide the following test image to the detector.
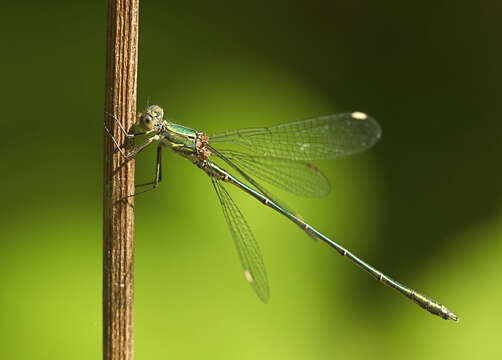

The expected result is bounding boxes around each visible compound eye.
[139,113,154,130]
[149,105,164,120]
[143,114,152,123]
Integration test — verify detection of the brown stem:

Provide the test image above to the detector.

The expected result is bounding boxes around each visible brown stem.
[103,0,139,359]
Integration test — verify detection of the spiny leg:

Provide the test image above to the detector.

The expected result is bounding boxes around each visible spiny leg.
[104,112,162,200]
[104,111,149,138]
[103,112,152,159]
[132,144,163,197]
[107,132,159,161]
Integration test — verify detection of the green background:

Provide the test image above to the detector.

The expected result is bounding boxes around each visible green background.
[1,1,501,359]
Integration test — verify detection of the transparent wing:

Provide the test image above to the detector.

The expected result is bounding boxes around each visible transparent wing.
[210,112,381,161]
[216,150,331,198]
[210,176,270,303]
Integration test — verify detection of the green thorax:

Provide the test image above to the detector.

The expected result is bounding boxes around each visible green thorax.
[160,122,198,158]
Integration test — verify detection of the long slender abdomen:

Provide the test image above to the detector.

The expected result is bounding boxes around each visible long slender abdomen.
[208,162,458,321]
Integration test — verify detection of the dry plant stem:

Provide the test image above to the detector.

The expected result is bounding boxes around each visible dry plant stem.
[103,0,139,359]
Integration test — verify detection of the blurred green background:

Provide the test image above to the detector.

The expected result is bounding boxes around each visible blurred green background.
[1,0,501,359]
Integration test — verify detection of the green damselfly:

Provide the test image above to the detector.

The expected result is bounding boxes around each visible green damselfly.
[105,105,458,322]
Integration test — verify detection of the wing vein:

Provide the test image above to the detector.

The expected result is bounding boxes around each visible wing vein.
[210,176,270,303]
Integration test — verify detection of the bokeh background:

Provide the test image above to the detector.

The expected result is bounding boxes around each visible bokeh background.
[1,1,501,359]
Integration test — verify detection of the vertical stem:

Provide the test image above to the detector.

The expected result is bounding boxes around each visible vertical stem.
[103,1,139,359]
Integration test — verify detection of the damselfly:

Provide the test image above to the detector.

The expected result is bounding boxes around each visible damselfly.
[105,105,458,321]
